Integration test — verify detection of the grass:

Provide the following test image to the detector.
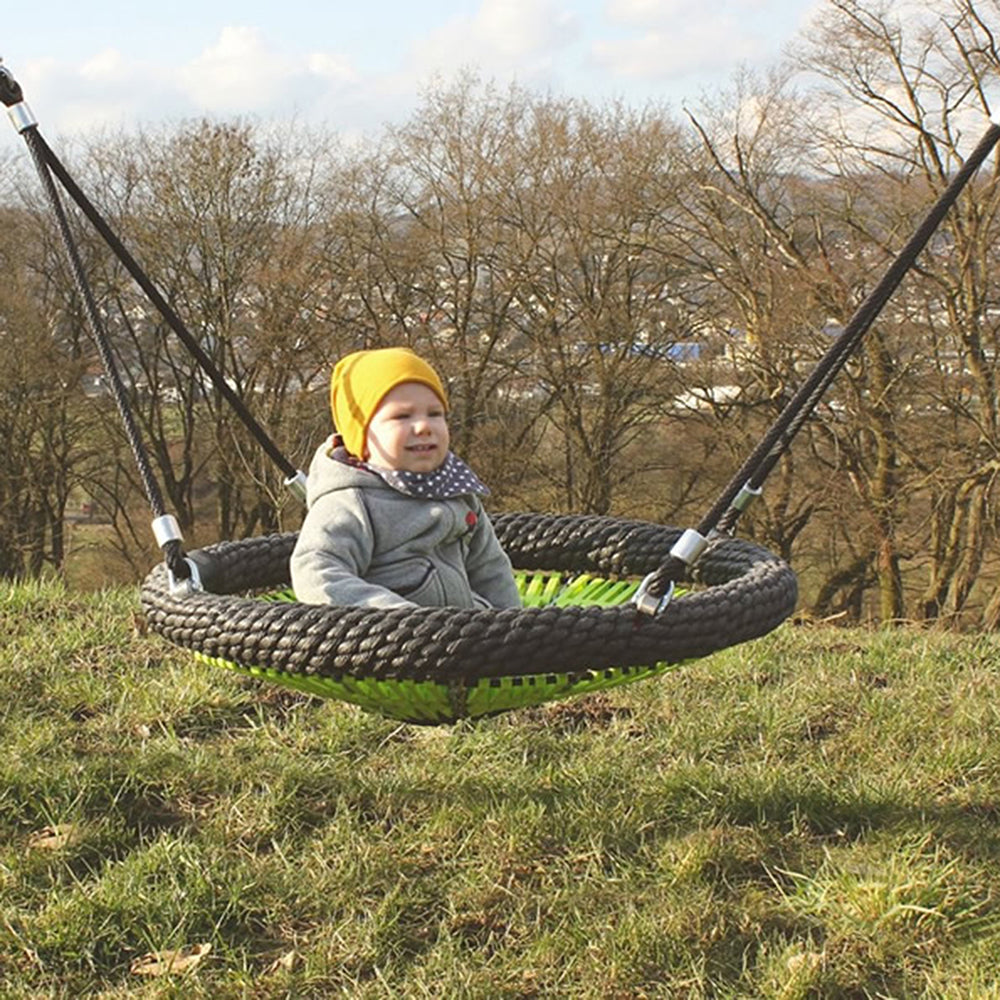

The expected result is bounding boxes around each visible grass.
[4,579,1000,997]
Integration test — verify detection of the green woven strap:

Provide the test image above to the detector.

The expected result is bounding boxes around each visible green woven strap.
[197,571,665,723]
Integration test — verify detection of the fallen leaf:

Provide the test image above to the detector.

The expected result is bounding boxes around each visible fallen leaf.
[130,942,211,976]
[264,950,299,974]
[28,824,81,851]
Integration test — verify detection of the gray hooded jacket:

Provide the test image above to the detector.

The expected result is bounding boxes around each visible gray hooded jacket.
[290,440,521,610]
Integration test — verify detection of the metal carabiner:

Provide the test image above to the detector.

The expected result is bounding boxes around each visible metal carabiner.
[167,557,203,597]
[631,575,676,616]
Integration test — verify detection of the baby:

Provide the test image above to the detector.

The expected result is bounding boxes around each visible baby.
[290,346,522,610]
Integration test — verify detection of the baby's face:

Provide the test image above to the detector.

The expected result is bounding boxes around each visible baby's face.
[365,381,450,473]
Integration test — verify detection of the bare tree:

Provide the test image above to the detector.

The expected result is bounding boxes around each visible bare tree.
[381,78,540,469]
[65,120,338,549]
[797,0,1000,622]
[0,206,92,578]
[668,72,867,586]
[488,94,698,514]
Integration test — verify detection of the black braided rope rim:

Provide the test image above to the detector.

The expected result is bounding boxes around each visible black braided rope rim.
[140,513,797,684]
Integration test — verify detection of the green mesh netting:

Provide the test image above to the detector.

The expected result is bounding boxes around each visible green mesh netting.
[194,572,680,724]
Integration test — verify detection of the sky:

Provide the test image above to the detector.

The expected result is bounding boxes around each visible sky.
[1,0,824,152]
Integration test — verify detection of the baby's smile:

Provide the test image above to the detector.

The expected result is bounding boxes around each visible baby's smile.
[364,382,450,473]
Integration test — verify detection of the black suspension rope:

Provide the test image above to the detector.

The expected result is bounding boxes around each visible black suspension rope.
[20,125,191,580]
[2,60,313,587]
[2,64,191,580]
[639,118,1000,602]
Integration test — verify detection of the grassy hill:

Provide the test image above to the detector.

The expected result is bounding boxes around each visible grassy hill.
[3,580,1000,997]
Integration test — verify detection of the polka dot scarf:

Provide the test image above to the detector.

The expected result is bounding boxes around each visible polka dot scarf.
[330,440,489,499]
[369,450,490,499]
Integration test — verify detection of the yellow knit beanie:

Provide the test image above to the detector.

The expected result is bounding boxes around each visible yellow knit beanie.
[330,347,448,459]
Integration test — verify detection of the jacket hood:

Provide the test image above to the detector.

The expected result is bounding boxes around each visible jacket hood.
[305,437,390,507]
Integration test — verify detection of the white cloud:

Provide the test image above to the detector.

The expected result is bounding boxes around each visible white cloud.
[604,0,690,27]
[410,0,580,79]
[592,15,763,80]
[306,52,357,84]
[9,52,181,136]
[478,0,579,56]
[80,49,129,83]
[594,0,818,82]
[1,27,372,144]
[605,0,807,28]
[0,0,818,148]
[178,26,300,114]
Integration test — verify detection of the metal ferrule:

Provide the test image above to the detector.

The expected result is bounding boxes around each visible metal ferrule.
[285,470,308,503]
[151,514,183,548]
[731,481,763,513]
[7,102,36,132]
[670,528,708,566]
